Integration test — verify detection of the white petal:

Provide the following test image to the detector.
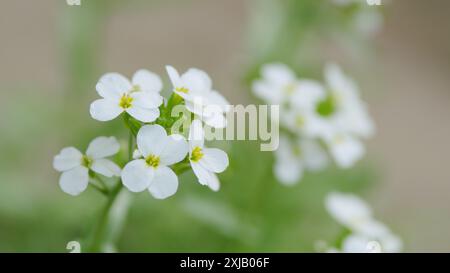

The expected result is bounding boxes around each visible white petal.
[59,166,89,196]
[91,159,121,177]
[325,63,359,101]
[301,139,329,171]
[166,65,181,88]
[275,136,297,163]
[191,162,220,191]
[274,157,303,186]
[200,148,229,173]
[159,134,188,166]
[342,234,373,253]
[338,100,375,139]
[131,90,163,109]
[90,99,123,122]
[206,172,220,191]
[291,80,326,109]
[188,119,205,149]
[185,99,210,117]
[207,91,230,112]
[148,166,179,199]
[203,112,227,129]
[252,80,284,104]
[136,124,168,157]
[325,192,373,229]
[355,219,389,238]
[182,68,212,93]
[121,159,153,192]
[96,73,132,99]
[261,63,296,86]
[86,136,120,159]
[327,134,365,168]
[132,69,162,93]
[53,147,82,172]
[126,105,160,123]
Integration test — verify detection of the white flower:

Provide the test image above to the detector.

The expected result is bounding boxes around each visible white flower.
[323,132,365,168]
[121,124,188,199]
[325,192,402,252]
[338,232,402,253]
[90,70,164,123]
[188,120,229,191]
[166,65,229,128]
[325,191,373,231]
[323,63,375,138]
[274,136,328,185]
[341,234,380,253]
[53,136,121,196]
[300,64,374,168]
[252,63,297,105]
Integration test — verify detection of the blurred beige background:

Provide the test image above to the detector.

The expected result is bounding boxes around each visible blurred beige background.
[0,0,449,251]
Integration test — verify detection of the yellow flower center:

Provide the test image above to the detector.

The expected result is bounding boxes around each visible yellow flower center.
[119,94,133,109]
[190,146,204,162]
[176,87,189,94]
[284,83,296,95]
[145,154,160,168]
[81,155,93,168]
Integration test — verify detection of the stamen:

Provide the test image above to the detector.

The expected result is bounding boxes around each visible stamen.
[145,154,160,168]
[119,94,134,109]
[190,146,204,162]
[176,87,189,94]
[81,155,93,168]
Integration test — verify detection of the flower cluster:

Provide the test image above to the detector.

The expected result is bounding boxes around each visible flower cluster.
[54,67,230,199]
[252,63,374,185]
[324,192,402,253]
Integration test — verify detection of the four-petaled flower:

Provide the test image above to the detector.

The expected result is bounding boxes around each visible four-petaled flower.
[325,192,402,253]
[188,120,229,191]
[90,70,163,122]
[252,63,299,105]
[53,136,121,196]
[274,136,328,185]
[166,65,230,128]
[121,124,188,199]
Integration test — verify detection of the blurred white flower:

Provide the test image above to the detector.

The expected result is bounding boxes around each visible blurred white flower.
[324,63,375,138]
[325,192,402,252]
[309,64,374,167]
[166,66,229,128]
[53,136,121,196]
[341,234,380,253]
[121,125,188,199]
[274,136,328,185]
[90,70,163,122]
[326,191,373,231]
[324,133,365,168]
[333,232,402,253]
[253,62,375,183]
[188,120,229,191]
[252,63,298,105]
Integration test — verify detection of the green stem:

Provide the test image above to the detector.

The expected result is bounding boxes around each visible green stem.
[87,181,123,252]
[90,181,109,195]
[87,131,134,252]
